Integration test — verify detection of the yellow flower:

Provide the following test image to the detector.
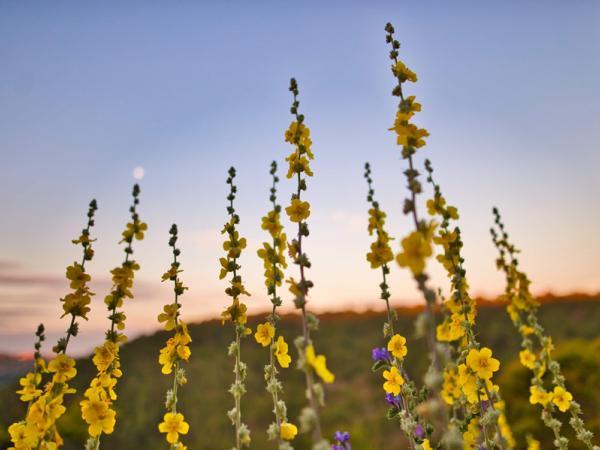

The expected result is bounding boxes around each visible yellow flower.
[387,334,408,360]
[121,221,148,242]
[274,336,292,368]
[158,303,180,331]
[391,122,429,149]
[48,354,77,383]
[392,60,417,82]
[158,412,189,444]
[218,257,229,279]
[457,364,480,404]
[552,386,573,412]
[80,397,116,437]
[396,230,432,275]
[462,417,480,450]
[466,347,500,380]
[221,298,248,325]
[306,344,334,383]
[529,386,551,406]
[383,366,404,395]
[422,439,433,450]
[61,290,92,319]
[285,198,310,223]
[519,349,536,370]
[16,372,42,402]
[161,265,181,282]
[520,325,535,336]
[254,322,275,347]
[8,421,38,449]
[92,341,118,373]
[65,263,90,290]
[526,436,541,450]
[441,368,461,406]
[280,422,298,440]
[285,152,314,178]
[367,236,394,268]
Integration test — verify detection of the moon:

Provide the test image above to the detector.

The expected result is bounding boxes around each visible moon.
[133,166,145,180]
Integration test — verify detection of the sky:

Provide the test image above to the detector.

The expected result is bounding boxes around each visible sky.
[1,1,599,355]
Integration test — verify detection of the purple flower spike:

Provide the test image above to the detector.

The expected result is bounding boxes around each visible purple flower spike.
[414,423,424,439]
[372,347,391,362]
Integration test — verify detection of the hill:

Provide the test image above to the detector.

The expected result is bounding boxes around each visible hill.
[1,296,599,449]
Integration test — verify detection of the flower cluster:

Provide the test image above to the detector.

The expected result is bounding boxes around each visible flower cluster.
[425,161,513,448]
[492,209,597,450]
[81,185,146,450]
[384,23,454,447]
[220,166,252,449]
[157,224,191,449]
[284,78,332,450]
[255,161,297,449]
[9,200,98,450]
[364,163,435,447]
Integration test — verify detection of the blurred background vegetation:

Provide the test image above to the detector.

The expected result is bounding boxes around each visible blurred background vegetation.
[1,297,599,450]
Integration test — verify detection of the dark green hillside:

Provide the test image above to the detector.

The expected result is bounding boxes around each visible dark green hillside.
[1,297,599,449]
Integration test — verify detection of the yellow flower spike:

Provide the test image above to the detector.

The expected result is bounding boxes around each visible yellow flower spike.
[280,422,298,440]
[79,186,144,447]
[383,366,404,395]
[254,322,275,347]
[552,386,573,412]
[156,224,192,449]
[466,347,500,380]
[158,412,189,444]
[387,334,408,360]
[285,198,310,223]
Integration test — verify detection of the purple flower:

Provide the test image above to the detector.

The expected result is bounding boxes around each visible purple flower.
[334,431,350,442]
[414,423,424,439]
[372,347,391,362]
[385,393,402,407]
[480,399,489,412]
[332,431,351,450]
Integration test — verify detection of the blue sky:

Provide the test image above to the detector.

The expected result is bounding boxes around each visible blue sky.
[1,1,599,354]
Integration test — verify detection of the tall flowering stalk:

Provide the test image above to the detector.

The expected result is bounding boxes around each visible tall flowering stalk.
[364,162,433,449]
[383,22,455,446]
[491,209,598,450]
[219,166,252,449]
[15,324,46,410]
[424,160,514,449]
[8,199,98,450]
[255,160,297,449]
[157,224,192,449]
[284,78,334,450]
[81,184,146,450]
[383,20,445,391]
